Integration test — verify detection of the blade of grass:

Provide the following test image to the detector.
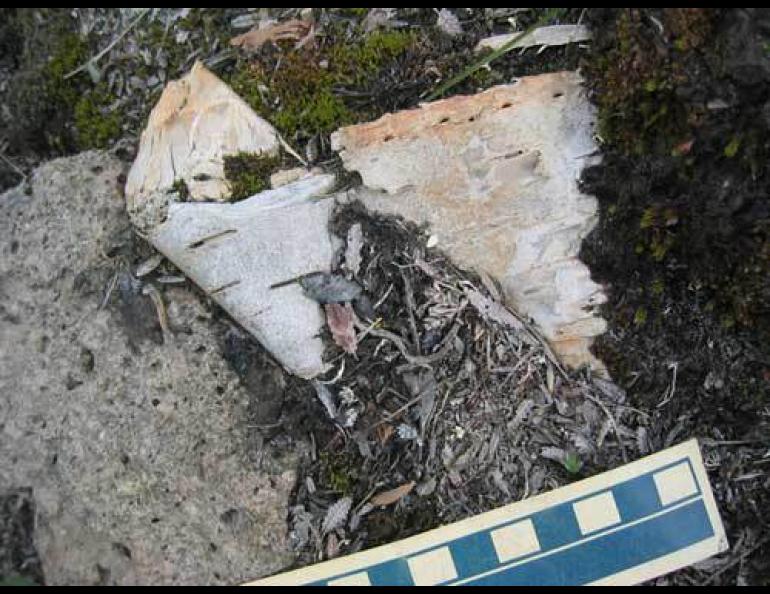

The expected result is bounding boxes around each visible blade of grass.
[425,7,565,102]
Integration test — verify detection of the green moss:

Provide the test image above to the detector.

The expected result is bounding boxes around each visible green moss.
[228,29,416,140]
[0,575,39,587]
[73,91,121,150]
[585,9,717,156]
[42,31,122,150]
[318,451,359,494]
[3,10,130,155]
[223,152,283,200]
[633,306,648,326]
[650,235,672,261]
[338,8,369,18]
[171,179,190,201]
[44,33,90,101]
[640,207,656,229]
[723,136,741,158]
[39,33,92,152]
[341,29,416,74]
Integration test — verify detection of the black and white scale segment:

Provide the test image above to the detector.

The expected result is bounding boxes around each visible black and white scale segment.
[247,440,727,586]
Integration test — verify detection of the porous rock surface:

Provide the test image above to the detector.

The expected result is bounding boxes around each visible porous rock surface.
[0,151,295,585]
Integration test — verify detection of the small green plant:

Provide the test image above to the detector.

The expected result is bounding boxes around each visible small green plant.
[640,207,657,229]
[563,452,583,475]
[40,32,123,150]
[723,136,741,158]
[633,306,648,326]
[319,451,358,494]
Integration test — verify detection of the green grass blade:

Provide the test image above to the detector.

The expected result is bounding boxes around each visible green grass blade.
[425,8,566,102]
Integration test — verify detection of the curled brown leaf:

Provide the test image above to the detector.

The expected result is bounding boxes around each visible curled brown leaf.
[230,19,312,51]
[369,481,416,507]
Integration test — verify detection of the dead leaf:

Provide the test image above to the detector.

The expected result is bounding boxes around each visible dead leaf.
[301,273,362,304]
[299,272,361,303]
[325,303,358,354]
[369,481,416,507]
[375,423,395,445]
[436,8,462,37]
[322,497,352,534]
[230,19,312,51]
[325,532,341,559]
[673,138,694,156]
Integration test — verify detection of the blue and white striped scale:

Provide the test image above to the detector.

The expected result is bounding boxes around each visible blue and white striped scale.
[247,439,727,586]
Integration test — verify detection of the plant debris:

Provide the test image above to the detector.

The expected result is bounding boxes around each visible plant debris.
[321,497,352,535]
[324,303,358,355]
[369,482,416,508]
[230,19,313,52]
[299,273,363,305]
[475,24,592,53]
[282,203,644,566]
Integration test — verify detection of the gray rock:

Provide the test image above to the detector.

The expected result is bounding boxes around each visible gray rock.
[0,152,296,585]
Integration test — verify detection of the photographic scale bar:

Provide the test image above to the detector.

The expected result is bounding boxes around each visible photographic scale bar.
[245,439,727,586]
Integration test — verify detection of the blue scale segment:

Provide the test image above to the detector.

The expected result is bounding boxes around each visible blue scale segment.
[309,457,714,586]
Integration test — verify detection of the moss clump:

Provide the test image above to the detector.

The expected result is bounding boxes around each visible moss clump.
[318,451,359,495]
[44,32,123,151]
[633,306,648,326]
[171,179,190,201]
[229,29,417,141]
[44,33,90,104]
[73,92,122,150]
[4,12,123,154]
[223,152,283,200]
[583,8,717,156]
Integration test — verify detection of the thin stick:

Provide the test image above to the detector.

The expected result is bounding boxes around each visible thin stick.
[276,132,308,168]
[0,152,26,180]
[586,393,628,463]
[64,9,151,80]
[356,319,461,367]
[700,536,769,586]
[400,268,421,355]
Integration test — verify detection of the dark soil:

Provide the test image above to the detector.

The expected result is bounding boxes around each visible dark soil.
[579,8,770,586]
